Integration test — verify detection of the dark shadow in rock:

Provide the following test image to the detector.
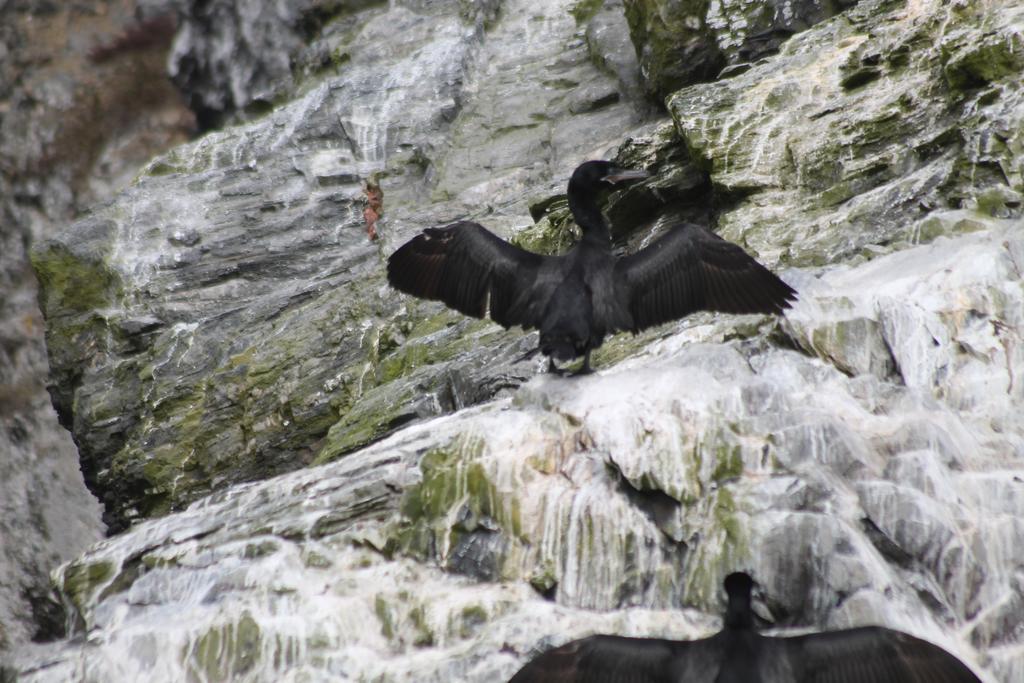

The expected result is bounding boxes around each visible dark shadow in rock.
[608,461,688,549]
[860,517,916,569]
[617,479,682,533]
[446,528,507,582]
[25,585,66,643]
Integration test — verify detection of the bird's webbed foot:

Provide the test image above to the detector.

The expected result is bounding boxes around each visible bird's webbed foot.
[569,350,593,376]
[547,358,567,376]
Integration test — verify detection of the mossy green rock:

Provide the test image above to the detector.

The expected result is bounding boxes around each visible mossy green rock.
[623,0,859,100]
[623,0,725,99]
[13,0,1024,681]
[30,0,654,532]
[666,0,1024,268]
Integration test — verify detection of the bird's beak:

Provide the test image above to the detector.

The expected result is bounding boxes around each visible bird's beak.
[603,167,650,184]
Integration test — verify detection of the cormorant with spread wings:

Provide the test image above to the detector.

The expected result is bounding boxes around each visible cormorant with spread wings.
[508,572,982,682]
[387,161,796,374]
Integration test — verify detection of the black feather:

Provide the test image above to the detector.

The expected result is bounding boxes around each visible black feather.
[506,573,981,683]
[386,163,796,373]
[615,223,797,332]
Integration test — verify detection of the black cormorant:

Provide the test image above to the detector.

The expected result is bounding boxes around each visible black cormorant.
[387,161,796,374]
[507,572,982,682]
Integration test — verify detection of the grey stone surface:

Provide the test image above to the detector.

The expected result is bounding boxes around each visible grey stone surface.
[32,0,654,532]
[0,0,193,656]
[13,0,1024,680]
[12,225,1024,681]
[623,0,859,100]
[168,0,387,127]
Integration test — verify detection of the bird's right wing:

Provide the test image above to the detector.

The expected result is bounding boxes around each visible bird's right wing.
[386,221,562,329]
[507,635,692,683]
[782,626,982,682]
[614,223,796,333]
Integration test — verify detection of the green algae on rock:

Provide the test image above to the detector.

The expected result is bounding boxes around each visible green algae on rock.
[186,612,263,681]
[15,0,1024,680]
[30,0,654,532]
[623,0,859,101]
[623,0,726,100]
[665,0,1024,269]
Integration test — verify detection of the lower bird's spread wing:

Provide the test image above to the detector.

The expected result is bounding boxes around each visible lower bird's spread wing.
[782,626,982,682]
[507,635,694,683]
[614,223,797,333]
[387,221,561,329]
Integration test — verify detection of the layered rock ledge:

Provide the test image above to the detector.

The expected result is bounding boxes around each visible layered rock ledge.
[15,0,1024,680]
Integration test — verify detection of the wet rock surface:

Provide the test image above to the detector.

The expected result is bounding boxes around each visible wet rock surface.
[14,222,1024,681]
[667,0,1024,268]
[32,0,654,533]
[0,0,193,656]
[12,0,1024,680]
[623,0,860,101]
[167,0,386,129]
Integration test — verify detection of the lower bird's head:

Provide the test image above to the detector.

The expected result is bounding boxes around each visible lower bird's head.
[724,572,755,598]
[723,572,761,630]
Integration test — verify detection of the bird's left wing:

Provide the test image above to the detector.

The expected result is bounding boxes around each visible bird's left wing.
[780,626,983,682]
[507,635,691,683]
[387,221,562,329]
[614,223,796,333]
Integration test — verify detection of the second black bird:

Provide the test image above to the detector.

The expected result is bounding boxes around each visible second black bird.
[507,572,982,682]
[386,161,796,374]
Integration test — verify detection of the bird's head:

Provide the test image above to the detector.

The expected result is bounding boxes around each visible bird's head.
[724,572,755,599]
[569,160,649,194]
[723,572,757,629]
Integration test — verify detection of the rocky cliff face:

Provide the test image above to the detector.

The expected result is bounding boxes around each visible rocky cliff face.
[622,0,861,99]
[0,0,194,655]
[30,0,654,534]
[11,0,1024,680]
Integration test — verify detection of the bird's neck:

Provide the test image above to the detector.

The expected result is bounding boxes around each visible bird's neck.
[569,191,611,245]
[724,595,755,630]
